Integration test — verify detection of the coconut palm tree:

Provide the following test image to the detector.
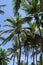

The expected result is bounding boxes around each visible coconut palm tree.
[23,22,42,65]
[21,0,43,65]
[24,45,30,65]
[21,22,36,65]
[7,42,19,65]
[0,13,32,65]
[0,48,9,65]
[0,14,22,65]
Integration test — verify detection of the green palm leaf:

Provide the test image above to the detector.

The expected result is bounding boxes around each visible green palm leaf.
[13,0,21,15]
[0,48,9,65]
[0,36,5,41]
[0,29,14,35]
[0,5,6,14]
[5,17,16,26]
[0,10,4,14]
[0,32,15,45]
[3,25,14,28]
[19,16,32,24]
[0,5,6,7]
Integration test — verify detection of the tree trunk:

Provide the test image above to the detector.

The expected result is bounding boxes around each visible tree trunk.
[2,61,3,65]
[33,47,34,65]
[27,55,28,65]
[18,33,21,65]
[36,48,38,65]
[40,52,42,65]
[40,0,43,11]
[13,58,14,65]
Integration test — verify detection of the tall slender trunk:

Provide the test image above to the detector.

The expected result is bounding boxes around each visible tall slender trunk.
[40,1,43,58]
[39,28,43,65]
[40,52,42,65]
[40,42,43,65]
[36,48,38,65]
[41,39,43,65]
[40,0,43,11]
[27,55,28,65]
[2,61,3,65]
[13,58,14,65]
[18,33,21,65]
[33,46,34,65]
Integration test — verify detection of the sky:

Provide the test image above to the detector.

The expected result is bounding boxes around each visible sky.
[0,0,40,65]
[0,0,14,65]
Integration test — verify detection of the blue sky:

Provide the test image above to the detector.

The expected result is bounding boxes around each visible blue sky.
[0,0,14,65]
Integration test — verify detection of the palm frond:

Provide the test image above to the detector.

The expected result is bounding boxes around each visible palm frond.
[7,48,14,52]
[0,29,14,35]
[13,0,21,15]
[3,25,14,28]
[5,17,16,26]
[0,10,4,14]
[7,48,14,55]
[19,16,32,24]
[0,36,5,41]
[10,55,14,60]
[22,0,40,14]
[0,5,6,7]
[22,27,31,30]
[22,1,32,14]
[0,32,15,45]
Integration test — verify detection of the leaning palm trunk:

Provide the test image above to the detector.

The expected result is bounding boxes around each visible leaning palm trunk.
[40,0,43,11]
[18,33,21,65]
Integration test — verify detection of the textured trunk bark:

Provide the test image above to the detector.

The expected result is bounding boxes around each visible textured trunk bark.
[40,0,43,11]
[18,34,21,65]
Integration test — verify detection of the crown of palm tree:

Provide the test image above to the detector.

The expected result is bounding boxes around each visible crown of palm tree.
[0,48,9,65]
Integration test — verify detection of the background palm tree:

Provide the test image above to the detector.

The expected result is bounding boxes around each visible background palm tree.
[12,0,32,15]
[21,1,43,65]
[0,48,9,65]
[7,42,19,65]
